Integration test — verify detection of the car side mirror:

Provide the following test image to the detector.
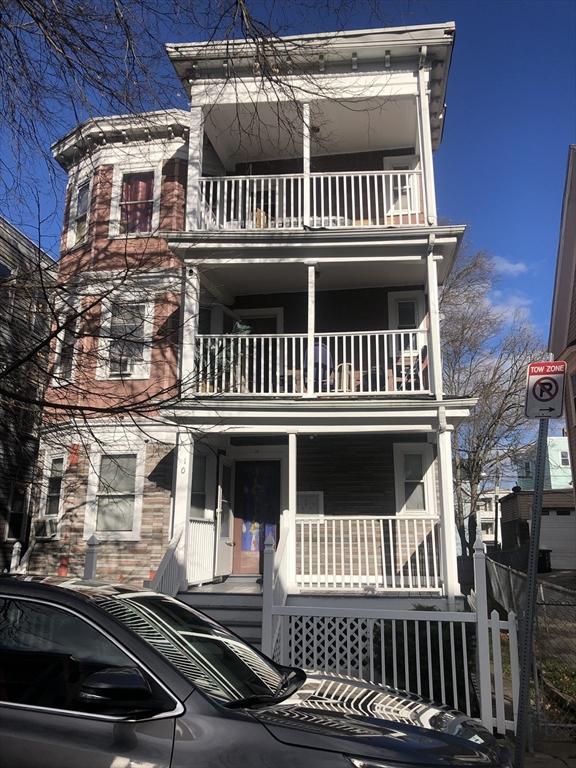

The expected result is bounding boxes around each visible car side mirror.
[79,666,162,715]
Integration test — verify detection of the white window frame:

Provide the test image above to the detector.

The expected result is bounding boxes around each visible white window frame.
[84,443,145,541]
[36,452,67,539]
[109,162,162,238]
[297,491,324,516]
[66,175,93,250]
[96,296,154,380]
[52,310,79,387]
[393,443,435,517]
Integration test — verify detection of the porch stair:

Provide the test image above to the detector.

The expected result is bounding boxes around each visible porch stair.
[178,577,263,649]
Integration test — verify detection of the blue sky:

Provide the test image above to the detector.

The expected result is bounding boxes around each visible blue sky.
[5,0,576,339]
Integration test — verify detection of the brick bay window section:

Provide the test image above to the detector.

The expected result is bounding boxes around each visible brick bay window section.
[85,449,144,541]
[120,172,154,234]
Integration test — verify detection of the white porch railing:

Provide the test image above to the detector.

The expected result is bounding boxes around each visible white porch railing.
[194,330,429,396]
[296,515,440,592]
[187,518,216,585]
[197,170,425,231]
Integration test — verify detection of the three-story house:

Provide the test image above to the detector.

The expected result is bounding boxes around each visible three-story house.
[29,22,473,640]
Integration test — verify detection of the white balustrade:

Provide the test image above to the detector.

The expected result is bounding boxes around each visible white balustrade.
[197,171,424,231]
[295,515,440,592]
[194,330,429,396]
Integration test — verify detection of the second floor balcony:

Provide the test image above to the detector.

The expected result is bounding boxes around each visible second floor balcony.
[196,169,426,232]
[193,328,430,397]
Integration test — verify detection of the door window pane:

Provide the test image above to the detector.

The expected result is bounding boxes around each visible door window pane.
[190,455,207,518]
[0,598,132,711]
[397,301,417,329]
[220,464,232,538]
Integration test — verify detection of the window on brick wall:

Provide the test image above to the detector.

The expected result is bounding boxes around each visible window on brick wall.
[84,444,145,541]
[96,454,137,533]
[53,313,77,384]
[74,181,90,243]
[45,457,64,517]
[99,298,153,380]
[109,302,147,376]
[120,172,154,234]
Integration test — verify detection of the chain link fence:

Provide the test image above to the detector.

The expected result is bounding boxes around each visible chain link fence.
[487,558,576,741]
[534,583,576,740]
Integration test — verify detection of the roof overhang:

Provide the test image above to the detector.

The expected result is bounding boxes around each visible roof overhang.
[166,22,455,150]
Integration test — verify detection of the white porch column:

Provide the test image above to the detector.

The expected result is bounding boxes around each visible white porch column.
[172,430,195,590]
[426,244,443,399]
[302,102,311,226]
[186,105,205,230]
[306,263,316,397]
[436,408,460,601]
[417,64,437,225]
[287,433,298,587]
[180,266,200,396]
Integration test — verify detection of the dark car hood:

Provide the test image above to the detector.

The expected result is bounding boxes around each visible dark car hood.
[253,671,508,766]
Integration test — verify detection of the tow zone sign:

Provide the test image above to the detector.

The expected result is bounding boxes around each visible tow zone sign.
[525,360,567,419]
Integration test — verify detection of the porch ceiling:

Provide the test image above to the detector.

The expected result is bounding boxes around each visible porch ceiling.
[199,256,427,297]
[204,96,417,170]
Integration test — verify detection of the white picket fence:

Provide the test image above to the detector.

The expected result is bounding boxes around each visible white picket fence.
[262,535,520,735]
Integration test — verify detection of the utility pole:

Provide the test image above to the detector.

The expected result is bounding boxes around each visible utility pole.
[494,460,501,549]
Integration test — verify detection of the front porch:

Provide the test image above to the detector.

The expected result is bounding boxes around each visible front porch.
[177,432,456,599]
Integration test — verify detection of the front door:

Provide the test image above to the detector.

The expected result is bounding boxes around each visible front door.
[232,461,281,575]
[215,460,234,577]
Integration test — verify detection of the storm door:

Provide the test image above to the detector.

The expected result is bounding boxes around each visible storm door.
[215,459,234,577]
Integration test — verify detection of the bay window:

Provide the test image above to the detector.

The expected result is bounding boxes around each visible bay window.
[108,302,147,376]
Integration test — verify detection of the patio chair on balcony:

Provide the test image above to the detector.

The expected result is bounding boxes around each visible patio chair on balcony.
[396,345,428,391]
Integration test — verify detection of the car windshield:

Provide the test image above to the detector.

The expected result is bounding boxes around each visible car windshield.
[93,593,283,703]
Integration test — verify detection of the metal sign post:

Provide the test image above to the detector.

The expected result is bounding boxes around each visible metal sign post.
[514,359,566,768]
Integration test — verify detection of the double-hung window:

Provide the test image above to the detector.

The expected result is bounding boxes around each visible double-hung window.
[394,444,433,516]
[45,457,64,517]
[561,450,570,467]
[54,314,77,383]
[96,454,137,533]
[120,172,154,234]
[73,181,90,244]
[108,301,148,377]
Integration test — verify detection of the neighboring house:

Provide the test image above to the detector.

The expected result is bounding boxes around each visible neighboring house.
[550,145,576,493]
[0,217,54,570]
[500,489,576,570]
[514,435,572,491]
[27,23,473,639]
